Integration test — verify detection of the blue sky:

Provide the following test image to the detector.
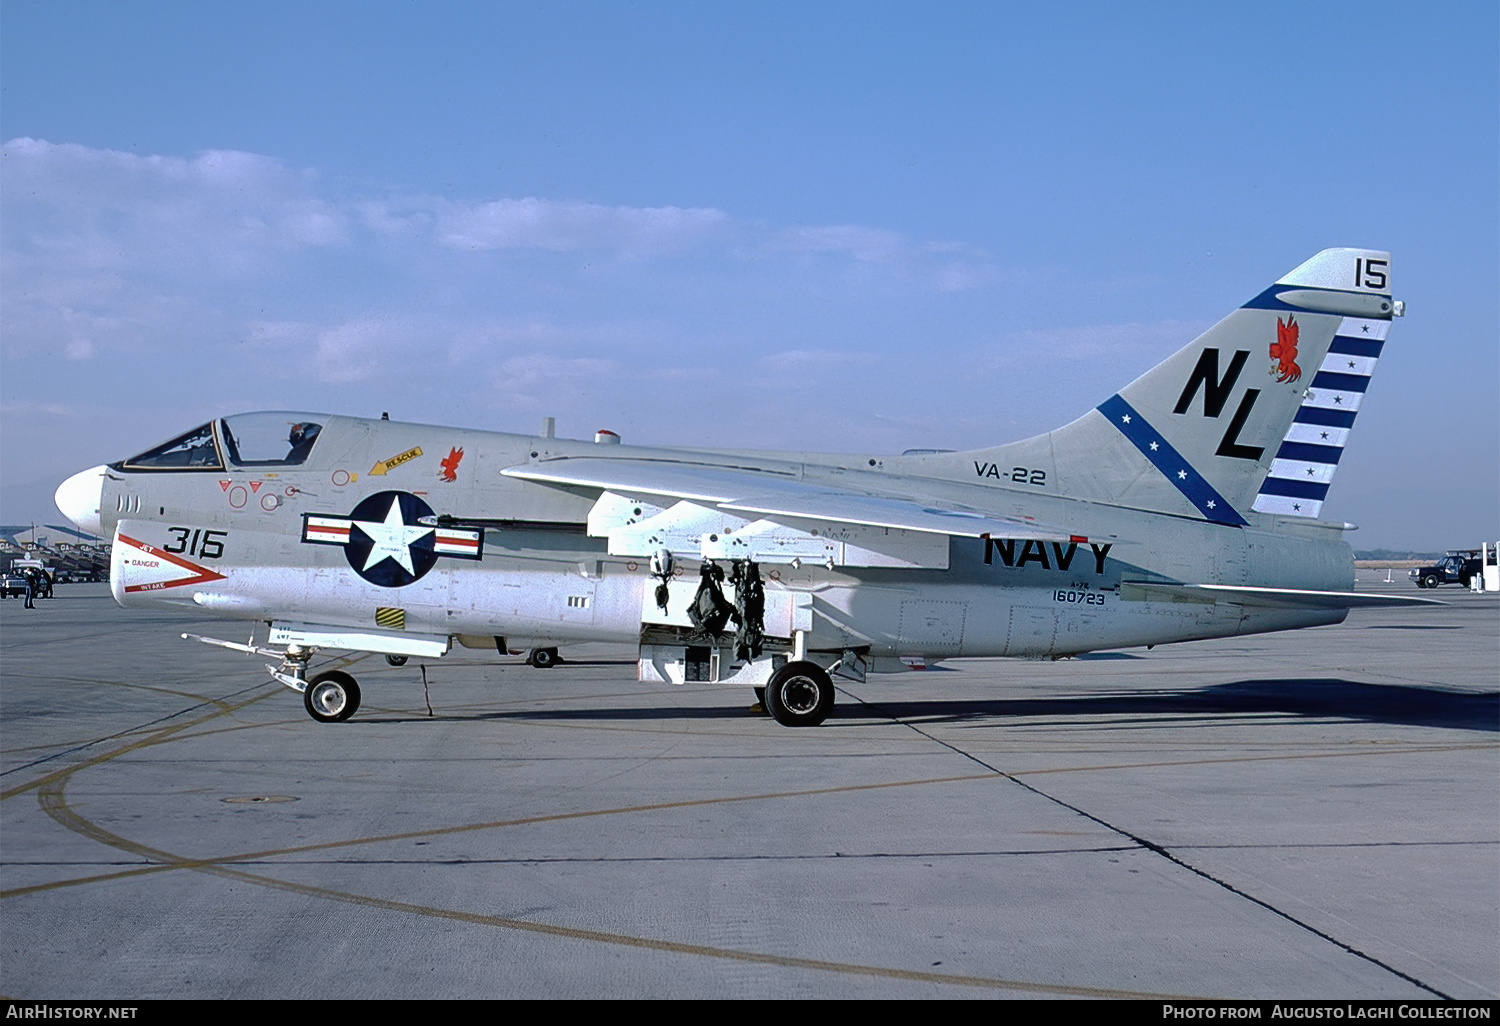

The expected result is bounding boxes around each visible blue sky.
[2,1,1495,548]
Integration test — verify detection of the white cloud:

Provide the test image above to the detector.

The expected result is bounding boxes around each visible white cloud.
[776,225,906,263]
[436,197,730,256]
[2,138,348,273]
[0,400,78,419]
[977,319,1208,371]
[488,354,625,409]
[752,349,877,388]
[770,223,998,291]
[313,318,426,383]
[0,138,1055,498]
[2,138,1001,321]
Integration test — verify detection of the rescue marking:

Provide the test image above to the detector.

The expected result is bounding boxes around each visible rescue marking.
[369,446,424,476]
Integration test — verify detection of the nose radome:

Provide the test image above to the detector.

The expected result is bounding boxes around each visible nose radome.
[55,465,107,538]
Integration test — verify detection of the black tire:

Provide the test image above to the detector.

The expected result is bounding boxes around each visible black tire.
[385,654,408,666]
[1422,574,1439,589]
[528,647,560,669]
[304,670,361,723]
[764,661,834,727]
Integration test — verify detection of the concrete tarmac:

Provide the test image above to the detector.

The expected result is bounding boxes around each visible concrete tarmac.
[1,576,1495,999]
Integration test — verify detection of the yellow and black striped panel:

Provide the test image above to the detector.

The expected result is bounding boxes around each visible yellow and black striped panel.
[375,607,406,630]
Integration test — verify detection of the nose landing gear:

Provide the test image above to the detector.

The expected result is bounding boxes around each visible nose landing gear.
[304,670,362,723]
[181,632,368,724]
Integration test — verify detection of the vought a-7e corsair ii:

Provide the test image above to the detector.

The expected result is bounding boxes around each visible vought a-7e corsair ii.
[56,248,1431,726]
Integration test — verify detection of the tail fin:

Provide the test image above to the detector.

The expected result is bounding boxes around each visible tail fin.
[972,249,1396,525]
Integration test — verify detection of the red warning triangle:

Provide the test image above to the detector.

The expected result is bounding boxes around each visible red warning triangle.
[117,534,227,593]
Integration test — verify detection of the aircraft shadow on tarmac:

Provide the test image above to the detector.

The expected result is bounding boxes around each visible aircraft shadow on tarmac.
[844,679,1499,733]
[377,678,1498,732]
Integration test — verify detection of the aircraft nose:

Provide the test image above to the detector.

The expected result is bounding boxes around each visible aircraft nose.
[55,465,107,538]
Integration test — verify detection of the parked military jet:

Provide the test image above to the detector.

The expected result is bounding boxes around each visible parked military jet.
[56,248,1431,726]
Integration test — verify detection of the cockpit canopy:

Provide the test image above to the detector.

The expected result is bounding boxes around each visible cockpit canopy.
[119,412,329,471]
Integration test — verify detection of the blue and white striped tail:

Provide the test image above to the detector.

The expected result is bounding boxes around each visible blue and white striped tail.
[1251,316,1387,518]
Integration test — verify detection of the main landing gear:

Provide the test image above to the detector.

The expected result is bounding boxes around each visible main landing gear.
[528,647,561,668]
[763,661,834,727]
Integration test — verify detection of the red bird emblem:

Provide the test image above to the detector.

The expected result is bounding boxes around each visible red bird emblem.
[439,447,464,482]
[1271,316,1301,383]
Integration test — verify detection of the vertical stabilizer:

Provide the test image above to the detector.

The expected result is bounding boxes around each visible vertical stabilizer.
[966,249,1396,524]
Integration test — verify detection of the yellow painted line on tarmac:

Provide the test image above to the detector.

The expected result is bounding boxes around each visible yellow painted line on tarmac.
[22,777,1191,1001]
[0,689,281,803]
[207,861,1194,1000]
[4,771,1008,900]
[15,681,1476,998]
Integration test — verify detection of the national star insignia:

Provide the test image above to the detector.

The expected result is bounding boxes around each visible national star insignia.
[354,496,434,575]
[1177,470,1187,480]
[1149,441,1159,451]
[1121,414,1131,424]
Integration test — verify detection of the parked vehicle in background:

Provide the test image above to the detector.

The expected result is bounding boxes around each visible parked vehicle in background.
[1409,550,1482,589]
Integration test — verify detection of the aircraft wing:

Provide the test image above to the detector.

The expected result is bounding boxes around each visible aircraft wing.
[1120,581,1445,609]
[501,457,1086,541]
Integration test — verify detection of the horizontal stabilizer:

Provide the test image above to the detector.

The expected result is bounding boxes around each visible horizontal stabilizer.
[1120,581,1443,610]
